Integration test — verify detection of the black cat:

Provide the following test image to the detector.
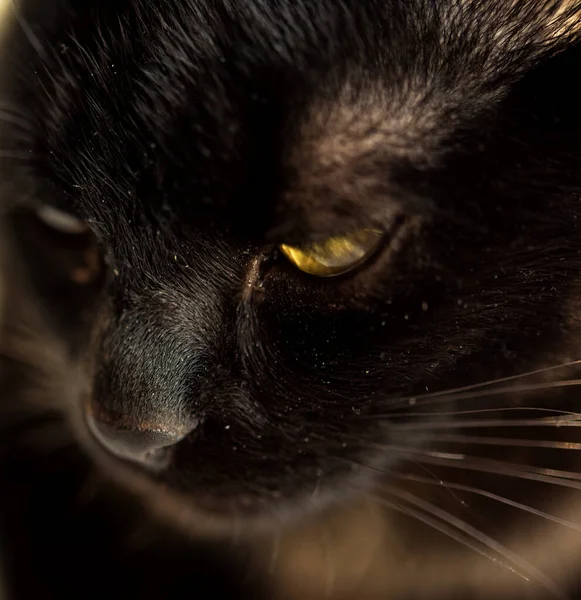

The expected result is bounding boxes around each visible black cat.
[2,1,581,598]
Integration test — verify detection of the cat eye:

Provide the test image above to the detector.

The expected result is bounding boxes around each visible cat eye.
[36,205,88,235]
[279,229,384,277]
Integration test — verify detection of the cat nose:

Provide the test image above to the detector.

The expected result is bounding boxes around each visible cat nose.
[88,417,186,468]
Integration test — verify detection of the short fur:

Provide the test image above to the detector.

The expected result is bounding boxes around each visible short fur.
[2,1,581,598]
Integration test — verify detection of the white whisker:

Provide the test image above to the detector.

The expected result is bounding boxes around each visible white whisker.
[380,445,581,491]
[376,359,581,410]
[389,472,581,533]
[367,407,580,420]
[372,495,530,586]
[392,415,581,431]
[429,434,581,450]
[375,487,566,598]
[384,379,581,412]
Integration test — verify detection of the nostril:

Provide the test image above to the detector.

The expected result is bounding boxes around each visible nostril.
[88,416,187,468]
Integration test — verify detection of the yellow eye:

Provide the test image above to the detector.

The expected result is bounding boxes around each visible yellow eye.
[280,229,384,277]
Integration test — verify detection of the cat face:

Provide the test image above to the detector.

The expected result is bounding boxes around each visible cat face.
[3,0,581,546]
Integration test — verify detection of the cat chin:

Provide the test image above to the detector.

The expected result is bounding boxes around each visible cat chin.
[79,453,363,539]
[67,400,387,538]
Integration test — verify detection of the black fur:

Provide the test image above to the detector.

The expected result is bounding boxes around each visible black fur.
[2,1,581,598]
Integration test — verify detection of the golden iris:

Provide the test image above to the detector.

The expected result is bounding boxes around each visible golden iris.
[280,229,383,277]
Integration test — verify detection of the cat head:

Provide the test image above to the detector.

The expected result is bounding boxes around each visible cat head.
[2,0,581,537]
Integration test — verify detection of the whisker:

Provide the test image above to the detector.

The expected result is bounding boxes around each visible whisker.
[376,444,581,491]
[382,379,581,412]
[409,459,468,506]
[428,434,581,450]
[368,407,580,420]
[412,444,581,481]
[387,471,581,533]
[375,359,581,410]
[374,487,566,598]
[392,415,581,431]
[370,494,531,587]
